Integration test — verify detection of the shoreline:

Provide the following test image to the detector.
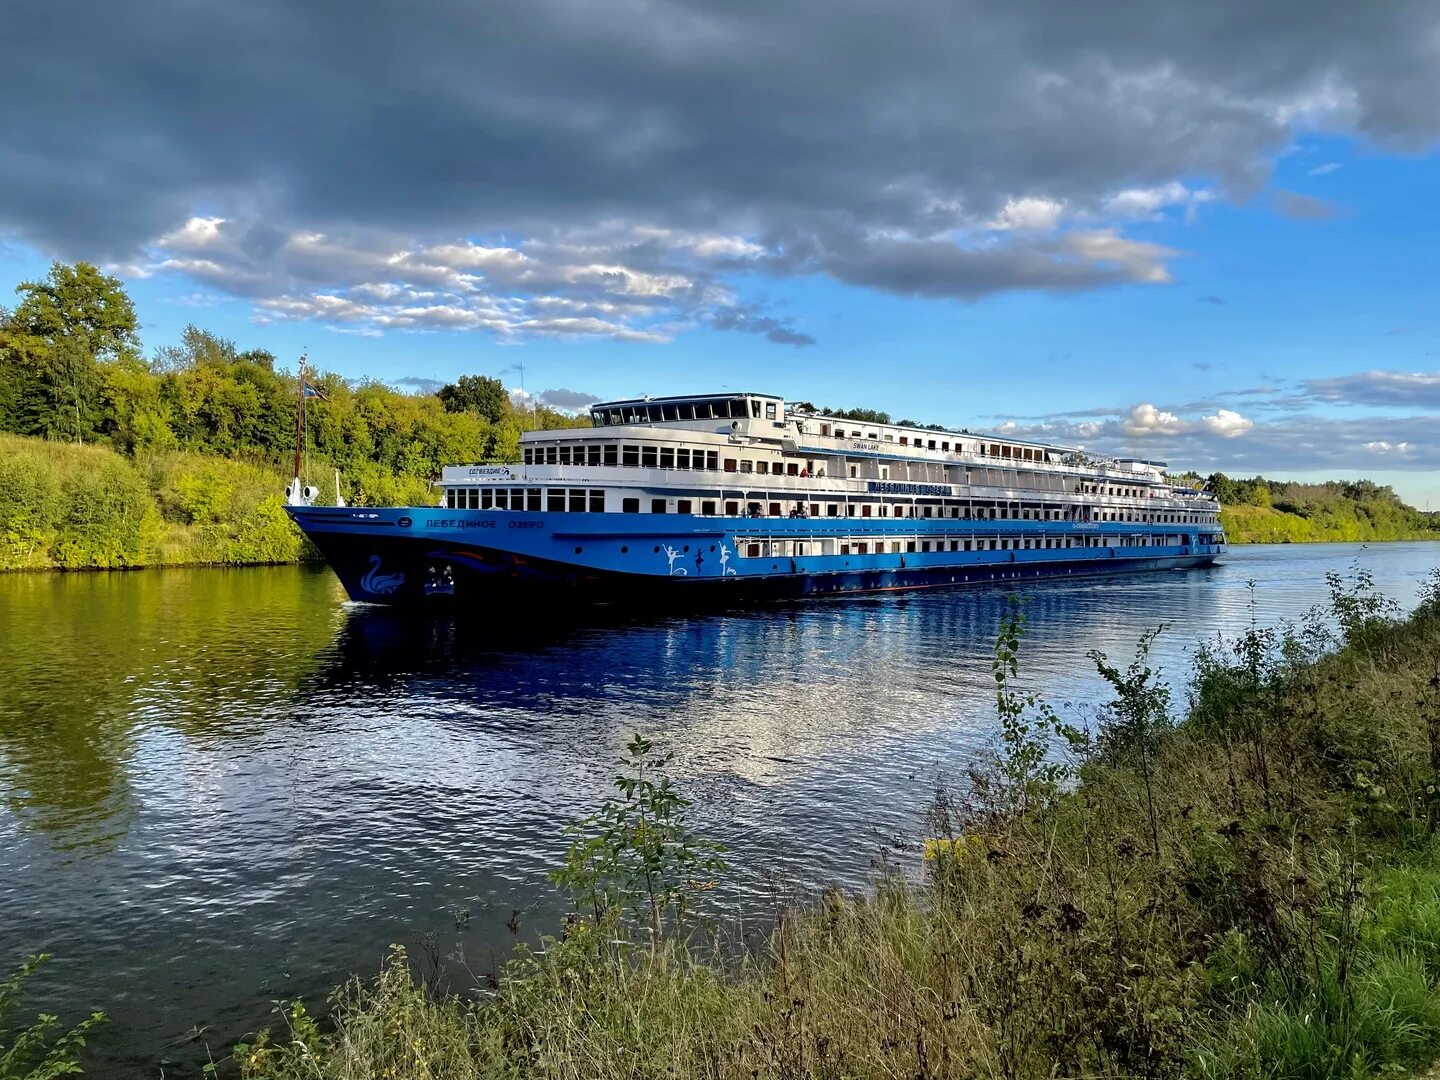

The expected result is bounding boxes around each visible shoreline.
[3,535,1437,576]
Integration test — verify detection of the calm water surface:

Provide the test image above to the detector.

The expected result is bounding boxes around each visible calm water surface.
[2,543,1437,1076]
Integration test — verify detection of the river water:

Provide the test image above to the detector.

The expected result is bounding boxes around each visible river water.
[1,542,1437,1075]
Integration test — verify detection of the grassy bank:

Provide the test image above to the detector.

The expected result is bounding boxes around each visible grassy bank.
[0,434,317,570]
[208,567,1440,1080]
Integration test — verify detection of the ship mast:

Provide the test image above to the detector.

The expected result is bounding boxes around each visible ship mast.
[294,352,308,484]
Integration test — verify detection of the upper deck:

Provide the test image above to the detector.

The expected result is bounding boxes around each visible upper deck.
[567,392,1178,489]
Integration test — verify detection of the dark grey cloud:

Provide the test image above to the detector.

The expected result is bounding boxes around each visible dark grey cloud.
[538,388,602,411]
[1301,370,1440,408]
[1271,189,1342,220]
[3,0,1439,339]
[710,304,815,348]
[392,375,444,394]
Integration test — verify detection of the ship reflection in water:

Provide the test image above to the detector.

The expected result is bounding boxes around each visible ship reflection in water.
[1,543,1437,1078]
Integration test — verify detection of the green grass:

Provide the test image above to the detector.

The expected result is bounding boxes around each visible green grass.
[0,434,319,570]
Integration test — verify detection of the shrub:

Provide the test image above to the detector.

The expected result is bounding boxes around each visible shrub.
[49,456,159,569]
[0,449,60,569]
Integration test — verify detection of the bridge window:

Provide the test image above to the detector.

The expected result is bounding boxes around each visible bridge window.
[559,445,572,465]
[706,451,719,470]
[547,490,565,512]
[523,448,534,464]
[622,445,639,467]
[494,489,508,510]
[569,490,586,512]
[603,445,618,466]
[676,448,690,469]
[660,448,675,469]
[642,446,658,468]
[586,445,601,466]
[589,491,604,512]
[756,461,769,475]
[622,497,640,513]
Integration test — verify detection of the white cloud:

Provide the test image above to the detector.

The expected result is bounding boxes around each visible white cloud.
[1123,403,1186,435]
[991,197,1067,231]
[1202,409,1254,437]
[1102,183,1213,222]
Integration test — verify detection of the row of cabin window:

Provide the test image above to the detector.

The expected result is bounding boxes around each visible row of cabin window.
[738,534,1199,558]
[1080,482,1153,499]
[816,425,1052,464]
[445,487,605,513]
[523,444,723,470]
[592,399,774,425]
[717,500,1213,524]
[441,487,1218,524]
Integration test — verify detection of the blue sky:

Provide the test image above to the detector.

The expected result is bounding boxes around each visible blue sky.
[2,0,1438,505]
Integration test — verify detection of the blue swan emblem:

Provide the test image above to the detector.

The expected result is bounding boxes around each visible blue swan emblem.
[360,555,406,595]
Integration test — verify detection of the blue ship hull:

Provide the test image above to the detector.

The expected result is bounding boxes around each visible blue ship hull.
[289,505,1223,608]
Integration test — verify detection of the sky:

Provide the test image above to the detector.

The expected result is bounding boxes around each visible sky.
[2,0,1438,505]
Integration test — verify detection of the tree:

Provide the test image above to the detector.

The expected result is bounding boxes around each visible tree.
[12,262,139,364]
[438,374,507,422]
[4,262,140,442]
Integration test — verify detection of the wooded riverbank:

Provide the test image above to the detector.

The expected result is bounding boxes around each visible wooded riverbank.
[3,431,1435,573]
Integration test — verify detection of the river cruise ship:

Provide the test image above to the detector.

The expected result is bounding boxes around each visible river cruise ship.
[286,392,1225,605]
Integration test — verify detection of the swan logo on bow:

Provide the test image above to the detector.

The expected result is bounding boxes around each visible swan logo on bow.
[360,555,406,595]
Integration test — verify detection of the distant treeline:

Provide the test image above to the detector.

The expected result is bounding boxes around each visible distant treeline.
[1206,473,1440,543]
[0,261,583,570]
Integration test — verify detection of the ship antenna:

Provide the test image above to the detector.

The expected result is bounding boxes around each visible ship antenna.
[293,352,309,485]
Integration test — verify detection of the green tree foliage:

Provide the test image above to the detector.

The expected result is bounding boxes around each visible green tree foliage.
[1212,472,1439,543]
[0,264,593,569]
[438,374,508,422]
[818,405,892,424]
[2,263,139,443]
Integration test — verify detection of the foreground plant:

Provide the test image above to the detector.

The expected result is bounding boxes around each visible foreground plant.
[549,732,728,942]
[0,955,104,1080]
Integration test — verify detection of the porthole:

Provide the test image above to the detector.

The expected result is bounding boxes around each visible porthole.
[653,545,660,553]
[620,545,629,554]
[574,546,583,555]
[683,545,689,552]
